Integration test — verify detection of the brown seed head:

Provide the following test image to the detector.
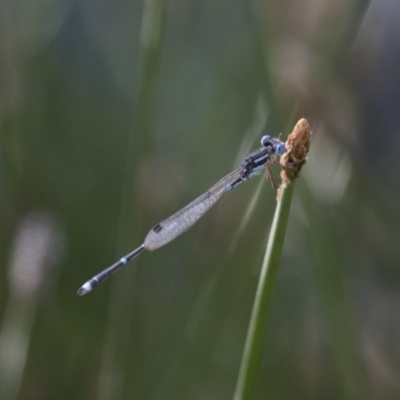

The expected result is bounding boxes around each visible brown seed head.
[279,118,311,188]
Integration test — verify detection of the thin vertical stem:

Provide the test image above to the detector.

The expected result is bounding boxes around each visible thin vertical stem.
[234,182,295,400]
[97,1,166,400]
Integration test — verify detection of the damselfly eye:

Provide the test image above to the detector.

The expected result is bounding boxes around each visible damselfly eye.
[276,143,286,156]
[260,135,272,147]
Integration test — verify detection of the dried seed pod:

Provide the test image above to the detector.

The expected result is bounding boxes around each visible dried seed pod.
[280,118,311,188]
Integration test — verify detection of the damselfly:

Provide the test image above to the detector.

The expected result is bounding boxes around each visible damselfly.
[78,135,286,295]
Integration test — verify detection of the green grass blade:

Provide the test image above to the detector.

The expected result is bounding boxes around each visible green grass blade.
[234,182,295,400]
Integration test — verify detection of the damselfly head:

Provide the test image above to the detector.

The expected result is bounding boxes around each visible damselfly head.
[261,135,285,156]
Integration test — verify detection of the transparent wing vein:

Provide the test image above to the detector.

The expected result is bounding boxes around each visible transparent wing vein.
[144,166,243,250]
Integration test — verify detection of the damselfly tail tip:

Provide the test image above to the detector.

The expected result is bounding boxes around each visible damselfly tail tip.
[77,287,87,296]
[77,281,94,296]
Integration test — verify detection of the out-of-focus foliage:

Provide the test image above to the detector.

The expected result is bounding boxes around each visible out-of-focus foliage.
[1,0,400,399]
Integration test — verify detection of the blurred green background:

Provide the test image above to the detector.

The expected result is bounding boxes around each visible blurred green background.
[1,0,400,399]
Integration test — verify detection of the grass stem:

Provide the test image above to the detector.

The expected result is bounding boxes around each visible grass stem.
[234,182,295,400]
